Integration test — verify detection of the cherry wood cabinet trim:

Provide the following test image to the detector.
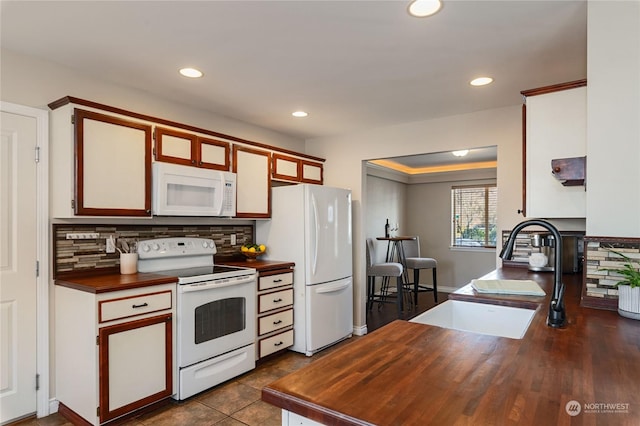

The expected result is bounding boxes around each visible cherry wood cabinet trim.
[299,159,324,184]
[98,314,173,423]
[198,136,231,171]
[272,152,302,181]
[50,96,325,163]
[154,126,198,166]
[74,109,152,216]
[520,79,587,97]
[232,145,272,219]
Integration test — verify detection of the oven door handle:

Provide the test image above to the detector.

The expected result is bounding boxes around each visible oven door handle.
[179,274,257,293]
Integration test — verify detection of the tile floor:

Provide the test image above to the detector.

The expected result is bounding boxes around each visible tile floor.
[16,291,444,426]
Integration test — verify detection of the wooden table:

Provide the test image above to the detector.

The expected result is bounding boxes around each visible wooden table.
[263,268,640,425]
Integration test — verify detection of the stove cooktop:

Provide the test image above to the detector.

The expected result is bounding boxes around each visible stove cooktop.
[155,264,256,285]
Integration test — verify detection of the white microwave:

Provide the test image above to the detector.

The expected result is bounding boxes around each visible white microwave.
[152,162,236,217]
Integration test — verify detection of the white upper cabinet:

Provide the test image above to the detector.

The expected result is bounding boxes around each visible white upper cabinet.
[50,102,152,218]
[155,126,230,171]
[522,81,587,218]
[233,145,271,218]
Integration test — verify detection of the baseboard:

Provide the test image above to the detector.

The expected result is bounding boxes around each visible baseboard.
[49,398,59,414]
[352,324,367,336]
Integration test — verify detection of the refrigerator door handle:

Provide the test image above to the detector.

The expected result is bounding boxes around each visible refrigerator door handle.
[315,280,351,294]
[311,193,319,275]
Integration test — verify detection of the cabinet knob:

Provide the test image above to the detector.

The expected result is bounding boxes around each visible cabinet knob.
[552,167,561,174]
[517,209,524,215]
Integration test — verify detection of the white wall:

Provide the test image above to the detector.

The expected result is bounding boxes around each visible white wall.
[586,1,640,237]
[406,175,497,291]
[306,106,524,331]
[0,48,305,153]
[365,174,407,256]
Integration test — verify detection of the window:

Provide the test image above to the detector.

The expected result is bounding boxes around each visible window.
[451,184,497,248]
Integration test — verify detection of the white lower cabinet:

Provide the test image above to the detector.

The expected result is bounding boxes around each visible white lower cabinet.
[257,269,294,359]
[55,283,175,425]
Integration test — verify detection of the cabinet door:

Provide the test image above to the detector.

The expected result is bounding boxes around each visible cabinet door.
[98,314,172,423]
[523,82,586,218]
[272,153,301,182]
[75,109,151,216]
[300,160,323,184]
[155,126,197,166]
[198,137,230,170]
[233,145,271,218]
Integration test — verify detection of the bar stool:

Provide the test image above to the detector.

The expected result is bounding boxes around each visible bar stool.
[403,236,438,306]
[366,238,404,318]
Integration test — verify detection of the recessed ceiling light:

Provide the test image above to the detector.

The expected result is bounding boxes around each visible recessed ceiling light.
[179,68,203,78]
[292,111,308,118]
[408,0,442,18]
[452,150,469,157]
[470,77,493,86]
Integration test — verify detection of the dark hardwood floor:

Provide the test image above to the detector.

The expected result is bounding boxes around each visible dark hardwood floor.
[366,290,447,332]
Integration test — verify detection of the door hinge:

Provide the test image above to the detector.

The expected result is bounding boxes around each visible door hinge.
[36,260,40,278]
[35,146,40,163]
[71,114,75,125]
[71,199,75,209]
[96,335,99,345]
[36,374,40,391]
[97,407,100,417]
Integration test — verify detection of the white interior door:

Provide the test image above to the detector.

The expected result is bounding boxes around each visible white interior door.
[0,110,38,422]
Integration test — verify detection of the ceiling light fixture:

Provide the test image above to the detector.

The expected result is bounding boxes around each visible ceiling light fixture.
[452,150,469,157]
[408,0,442,18]
[179,68,203,78]
[470,77,493,86]
[292,111,308,118]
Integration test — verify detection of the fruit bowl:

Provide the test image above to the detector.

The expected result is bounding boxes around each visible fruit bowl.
[241,244,266,262]
[242,250,266,261]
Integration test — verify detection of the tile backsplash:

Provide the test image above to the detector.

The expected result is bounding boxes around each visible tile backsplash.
[53,223,253,277]
[582,237,640,310]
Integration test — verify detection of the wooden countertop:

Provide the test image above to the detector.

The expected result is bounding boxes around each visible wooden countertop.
[55,273,178,294]
[220,259,294,273]
[262,268,640,425]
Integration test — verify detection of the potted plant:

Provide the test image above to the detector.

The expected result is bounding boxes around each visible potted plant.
[606,251,640,320]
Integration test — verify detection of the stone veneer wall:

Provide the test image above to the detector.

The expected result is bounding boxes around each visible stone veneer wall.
[53,223,254,277]
[582,237,640,310]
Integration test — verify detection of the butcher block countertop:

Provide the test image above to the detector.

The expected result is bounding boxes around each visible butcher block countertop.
[220,258,294,273]
[262,267,640,425]
[55,273,178,293]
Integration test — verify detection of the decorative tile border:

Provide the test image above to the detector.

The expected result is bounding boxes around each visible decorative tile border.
[582,236,640,310]
[53,223,254,278]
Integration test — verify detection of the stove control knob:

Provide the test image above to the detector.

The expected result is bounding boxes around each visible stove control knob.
[208,241,215,249]
[152,243,160,251]
[141,244,150,252]
[202,241,208,249]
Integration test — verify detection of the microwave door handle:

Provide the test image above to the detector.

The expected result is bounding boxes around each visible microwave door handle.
[213,171,224,215]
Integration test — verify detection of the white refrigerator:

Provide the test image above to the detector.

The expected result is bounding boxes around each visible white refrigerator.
[256,184,353,356]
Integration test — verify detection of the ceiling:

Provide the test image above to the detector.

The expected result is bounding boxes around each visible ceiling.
[0,1,587,141]
[369,145,497,174]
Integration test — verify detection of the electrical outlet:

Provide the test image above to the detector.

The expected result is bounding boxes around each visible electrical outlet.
[106,235,116,253]
[230,234,237,245]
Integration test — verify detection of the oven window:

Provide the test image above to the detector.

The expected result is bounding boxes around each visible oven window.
[194,297,246,344]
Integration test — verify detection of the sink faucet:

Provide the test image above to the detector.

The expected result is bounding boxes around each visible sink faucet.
[499,219,566,328]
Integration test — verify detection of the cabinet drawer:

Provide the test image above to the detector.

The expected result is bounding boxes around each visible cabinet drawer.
[258,288,293,314]
[259,272,293,291]
[259,329,294,358]
[99,290,172,323]
[258,309,293,336]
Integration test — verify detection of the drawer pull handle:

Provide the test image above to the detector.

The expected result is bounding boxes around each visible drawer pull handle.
[274,341,284,347]
[132,303,149,309]
[273,320,283,325]
[273,279,283,283]
[273,298,283,303]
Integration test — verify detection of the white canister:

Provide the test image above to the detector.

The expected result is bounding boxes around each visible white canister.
[120,253,138,274]
[529,252,548,268]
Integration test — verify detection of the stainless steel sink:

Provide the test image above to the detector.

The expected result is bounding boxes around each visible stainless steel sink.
[409,300,537,339]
